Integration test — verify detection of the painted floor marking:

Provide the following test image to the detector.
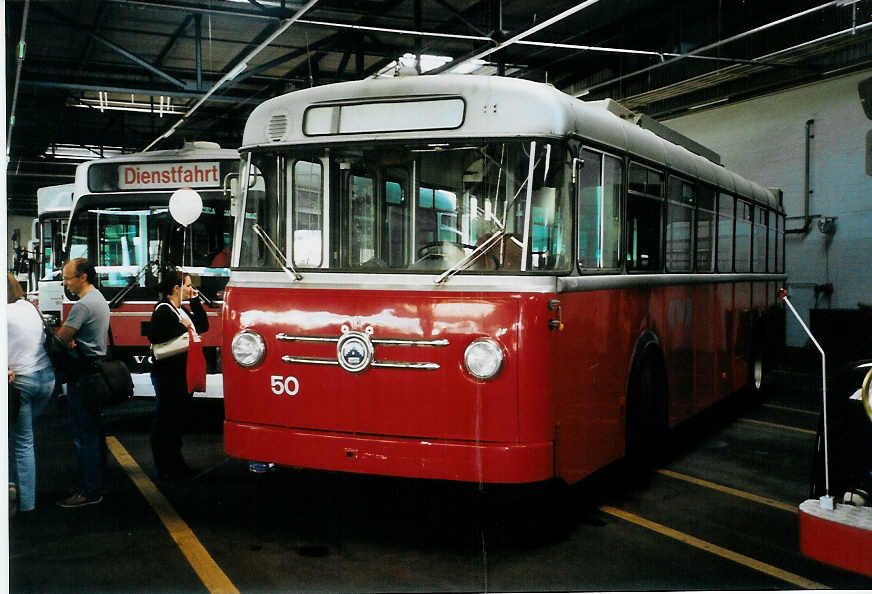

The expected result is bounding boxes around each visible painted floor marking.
[599,505,829,590]
[106,436,239,594]
[657,469,797,513]
[761,403,818,416]
[738,417,816,435]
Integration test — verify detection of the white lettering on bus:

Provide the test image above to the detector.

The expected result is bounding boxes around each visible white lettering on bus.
[270,375,300,396]
[117,161,221,189]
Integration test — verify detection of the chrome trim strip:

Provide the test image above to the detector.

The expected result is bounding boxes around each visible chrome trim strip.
[276,334,339,343]
[110,311,220,317]
[557,273,787,293]
[281,355,440,370]
[372,361,440,370]
[276,333,448,346]
[230,270,557,293]
[371,338,449,347]
[281,355,338,366]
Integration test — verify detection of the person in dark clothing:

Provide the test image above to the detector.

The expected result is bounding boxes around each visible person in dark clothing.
[148,268,209,480]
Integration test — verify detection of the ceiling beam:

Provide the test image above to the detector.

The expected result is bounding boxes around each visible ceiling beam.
[144,0,321,150]
[37,3,189,89]
[429,0,605,75]
[569,1,842,97]
[154,14,194,67]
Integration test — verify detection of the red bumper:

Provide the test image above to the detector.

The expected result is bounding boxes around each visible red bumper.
[224,420,554,484]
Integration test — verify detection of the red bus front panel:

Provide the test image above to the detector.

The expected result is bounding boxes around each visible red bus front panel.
[223,285,556,483]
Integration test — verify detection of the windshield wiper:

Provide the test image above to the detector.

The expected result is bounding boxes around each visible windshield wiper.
[435,149,540,284]
[434,230,509,285]
[252,224,303,281]
[108,260,155,309]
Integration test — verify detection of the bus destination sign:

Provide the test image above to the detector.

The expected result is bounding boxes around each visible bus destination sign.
[118,161,221,190]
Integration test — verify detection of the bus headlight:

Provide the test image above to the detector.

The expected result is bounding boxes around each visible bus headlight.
[231,330,265,368]
[464,338,503,380]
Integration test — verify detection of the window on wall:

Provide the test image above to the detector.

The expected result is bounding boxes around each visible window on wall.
[665,177,695,272]
[696,185,715,272]
[717,193,734,272]
[291,160,323,267]
[734,199,752,273]
[578,149,623,270]
[627,163,664,271]
[767,209,776,273]
[752,206,767,272]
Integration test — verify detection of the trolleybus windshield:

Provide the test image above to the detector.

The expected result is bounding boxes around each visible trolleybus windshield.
[66,195,232,302]
[237,139,572,275]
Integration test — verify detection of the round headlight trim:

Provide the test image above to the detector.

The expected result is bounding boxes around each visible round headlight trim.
[231,329,266,369]
[464,338,503,380]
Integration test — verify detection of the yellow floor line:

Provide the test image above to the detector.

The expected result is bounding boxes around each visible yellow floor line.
[761,403,818,416]
[599,505,829,590]
[739,418,816,435]
[657,469,797,513]
[106,436,239,594]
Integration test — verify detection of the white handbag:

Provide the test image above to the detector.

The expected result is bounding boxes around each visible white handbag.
[151,302,191,360]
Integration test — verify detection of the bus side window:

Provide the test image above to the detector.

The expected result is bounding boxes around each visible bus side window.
[350,174,375,266]
[696,185,716,272]
[717,193,734,272]
[291,159,324,268]
[776,213,785,273]
[578,149,622,271]
[626,163,663,271]
[734,199,752,273]
[752,206,767,272]
[384,177,408,268]
[665,177,694,272]
[767,209,776,273]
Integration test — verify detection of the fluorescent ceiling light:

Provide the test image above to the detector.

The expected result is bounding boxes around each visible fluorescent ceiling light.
[43,144,126,160]
[75,97,184,115]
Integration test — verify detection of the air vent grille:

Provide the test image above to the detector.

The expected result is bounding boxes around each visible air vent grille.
[267,113,288,142]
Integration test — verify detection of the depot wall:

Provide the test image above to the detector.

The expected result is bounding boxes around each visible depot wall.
[666,69,872,347]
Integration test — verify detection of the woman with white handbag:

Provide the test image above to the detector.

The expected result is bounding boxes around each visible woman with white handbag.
[148,267,209,481]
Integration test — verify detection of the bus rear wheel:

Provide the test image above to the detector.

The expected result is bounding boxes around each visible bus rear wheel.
[625,353,668,468]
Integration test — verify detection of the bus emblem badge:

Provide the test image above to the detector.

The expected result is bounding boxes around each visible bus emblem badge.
[337,330,374,373]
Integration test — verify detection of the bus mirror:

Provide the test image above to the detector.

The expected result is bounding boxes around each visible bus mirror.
[169,187,203,226]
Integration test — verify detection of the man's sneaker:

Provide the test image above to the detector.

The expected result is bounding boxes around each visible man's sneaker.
[56,493,103,508]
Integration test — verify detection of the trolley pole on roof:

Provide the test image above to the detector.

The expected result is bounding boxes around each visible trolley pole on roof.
[143,0,320,151]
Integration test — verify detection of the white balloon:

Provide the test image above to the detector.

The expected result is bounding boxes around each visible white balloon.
[169,187,203,226]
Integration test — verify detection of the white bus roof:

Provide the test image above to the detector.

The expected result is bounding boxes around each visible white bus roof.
[37,183,74,215]
[243,75,779,211]
[73,141,239,197]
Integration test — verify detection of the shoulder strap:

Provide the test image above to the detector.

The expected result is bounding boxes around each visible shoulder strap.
[155,301,182,320]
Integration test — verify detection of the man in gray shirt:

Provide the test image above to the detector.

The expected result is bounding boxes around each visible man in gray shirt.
[56,258,110,508]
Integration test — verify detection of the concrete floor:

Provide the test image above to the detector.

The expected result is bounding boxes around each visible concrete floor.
[9,364,872,592]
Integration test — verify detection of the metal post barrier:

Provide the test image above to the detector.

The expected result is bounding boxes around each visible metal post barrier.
[778,288,834,510]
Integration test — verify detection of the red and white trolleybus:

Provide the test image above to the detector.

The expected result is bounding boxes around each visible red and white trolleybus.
[60,141,239,398]
[223,75,785,484]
